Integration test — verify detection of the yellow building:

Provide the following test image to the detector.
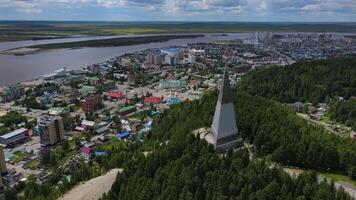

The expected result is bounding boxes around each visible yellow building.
[38,116,65,146]
[0,145,7,174]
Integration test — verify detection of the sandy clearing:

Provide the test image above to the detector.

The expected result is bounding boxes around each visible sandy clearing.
[58,168,123,200]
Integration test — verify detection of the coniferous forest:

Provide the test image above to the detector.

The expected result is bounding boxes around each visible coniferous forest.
[328,99,356,131]
[101,89,356,200]
[239,57,356,103]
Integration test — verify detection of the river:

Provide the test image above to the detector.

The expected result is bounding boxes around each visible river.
[0,33,249,86]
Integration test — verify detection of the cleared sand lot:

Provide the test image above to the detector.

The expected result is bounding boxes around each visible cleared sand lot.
[58,168,122,200]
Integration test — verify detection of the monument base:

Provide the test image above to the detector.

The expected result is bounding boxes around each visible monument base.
[215,137,243,153]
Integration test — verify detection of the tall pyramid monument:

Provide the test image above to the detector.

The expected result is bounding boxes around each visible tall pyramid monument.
[211,68,242,152]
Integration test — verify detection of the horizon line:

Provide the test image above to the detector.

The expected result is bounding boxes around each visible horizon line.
[0,20,355,24]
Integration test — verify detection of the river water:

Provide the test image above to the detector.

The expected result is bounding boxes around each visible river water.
[0,33,249,86]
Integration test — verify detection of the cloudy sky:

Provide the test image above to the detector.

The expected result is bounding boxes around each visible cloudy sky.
[0,0,355,21]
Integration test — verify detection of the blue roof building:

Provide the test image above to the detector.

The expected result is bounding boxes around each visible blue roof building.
[95,151,109,157]
[117,131,130,140]
[166,97,182,106]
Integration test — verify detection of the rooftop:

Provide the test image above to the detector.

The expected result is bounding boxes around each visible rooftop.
[117,105,136,113]
[82,120,96,127]
[1,128,28,139]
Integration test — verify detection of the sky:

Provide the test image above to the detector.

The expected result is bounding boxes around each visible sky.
[0,0,355,22]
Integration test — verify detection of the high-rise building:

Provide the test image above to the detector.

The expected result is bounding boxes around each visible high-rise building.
[0,174,3,189]
[188,54,196,63]
[0,85,25,103]
[89,65,101,75]
[211,68,243,152]
[146,52,164,66]
[0,145,7,174]
[38,116,65,146]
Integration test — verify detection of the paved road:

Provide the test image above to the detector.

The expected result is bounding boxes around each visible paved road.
[284,167,356,199]
[297,113,340,135]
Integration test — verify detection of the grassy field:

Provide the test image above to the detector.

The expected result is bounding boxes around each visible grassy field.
[10,151,30,164]
[24,159,39,170]
[1,21,355,42]
[321,172,356,187]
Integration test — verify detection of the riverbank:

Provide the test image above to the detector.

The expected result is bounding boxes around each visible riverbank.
[1,21,356,42]
[2,34,203,55]
[0,33,249,86]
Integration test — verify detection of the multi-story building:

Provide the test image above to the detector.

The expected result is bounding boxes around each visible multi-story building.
[89,65,101,75]
[88,76,102,86]
[0,145,7,174]
[81,95,101,113]
[0,86,25,103]
[146,52,165,66]
[188,54,196,63]
[38,116,65,146]
[0,128,29,147]
[159,80,187,89]
[79,86,97,97]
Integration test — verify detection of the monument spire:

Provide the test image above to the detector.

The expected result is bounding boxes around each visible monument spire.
[211,67,242,152]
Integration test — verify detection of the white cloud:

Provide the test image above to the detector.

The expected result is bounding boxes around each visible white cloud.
[0,0,42,13]
[301,4,320,11]
[96,0,128,7]
[0,0,355,20]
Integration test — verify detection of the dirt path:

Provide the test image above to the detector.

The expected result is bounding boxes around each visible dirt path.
[58,168,123,200]
[284,167,356,199]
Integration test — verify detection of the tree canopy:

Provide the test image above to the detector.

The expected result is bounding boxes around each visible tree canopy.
[239,57,356,103]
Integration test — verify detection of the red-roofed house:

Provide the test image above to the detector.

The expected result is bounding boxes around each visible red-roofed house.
[190,80,199,85]
[106,92,125,100]
[165,76,174,80]
[144,96,162,104]
[81,147,93,159]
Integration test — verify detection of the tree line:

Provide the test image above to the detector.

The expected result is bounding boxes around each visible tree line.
[328,98,356,131]
[239,57,356,104]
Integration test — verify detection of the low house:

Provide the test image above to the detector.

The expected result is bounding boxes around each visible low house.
[117,131,130,140]
[48,107,70,118]
[84,141,96,148]
[97,135,109,143]
[95,151,109,157]
[105,92,125,100]
[116,105,137,116]
[75,127,85,132]
[103,80,116,90]
[81,120,96,128]
[144,96,162,104]
[79,86,97,97]
[166,97,182,106]
[88,76,102,85]
[0,128,29,147]
[37,171,49,181]
[95,126,109,134]
[80,147,93,159]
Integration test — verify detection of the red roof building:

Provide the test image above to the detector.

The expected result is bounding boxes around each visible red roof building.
[80,147,93,158]
[106,92,125,99]
[190,80,199,85]
[144,96,162,104]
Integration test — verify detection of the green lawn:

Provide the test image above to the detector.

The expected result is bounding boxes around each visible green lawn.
[97,138,127,152]
[321,172,356,187]
[11,151,30,164]
[24,159,39,170]
[321,115,331,123]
